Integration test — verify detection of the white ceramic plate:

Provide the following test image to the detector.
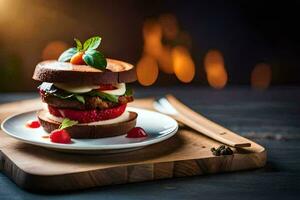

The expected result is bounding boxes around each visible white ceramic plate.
[1,107,178,154]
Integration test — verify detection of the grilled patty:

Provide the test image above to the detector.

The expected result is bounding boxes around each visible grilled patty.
[41,93,133,110]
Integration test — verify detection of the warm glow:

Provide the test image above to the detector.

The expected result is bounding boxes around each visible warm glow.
[143,19,163,58]
[172,46,195,83]
[140,15,195,83]
[204,50,228,89]
[143,19,162,40]
[207,67,228,89]
[0,0,11,22]
[251,63,272,89]
[42,41,69,60]
[136,55,159,86]
[157,46,174,74]
[142,18,174,74]
[159,14,178,40]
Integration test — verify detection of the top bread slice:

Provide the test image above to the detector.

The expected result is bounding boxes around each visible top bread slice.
[33,58,136,85]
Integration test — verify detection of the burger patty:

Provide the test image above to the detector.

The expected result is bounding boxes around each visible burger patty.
[41,94,133,110]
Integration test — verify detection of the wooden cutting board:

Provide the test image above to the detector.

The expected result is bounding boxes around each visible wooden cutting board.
[0,98,266,191]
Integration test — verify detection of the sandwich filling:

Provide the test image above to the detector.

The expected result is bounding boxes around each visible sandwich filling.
[38,82,133,123]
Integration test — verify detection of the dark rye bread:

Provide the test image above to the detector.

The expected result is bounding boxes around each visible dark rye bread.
[38,110,138,139]
[33,58,137,85]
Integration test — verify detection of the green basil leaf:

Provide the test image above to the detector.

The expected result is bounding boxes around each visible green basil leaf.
[83,36,101,50]
[125,86,133,96]
[83,49,107,69]
[74,94,85,104]
[100,92,119,103]
[58,47,77,62]
[74,38,82,51]
[59,118,78,130]
[82,53,94,66]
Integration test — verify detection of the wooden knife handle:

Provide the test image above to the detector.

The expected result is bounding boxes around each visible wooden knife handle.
[166,95,251,148]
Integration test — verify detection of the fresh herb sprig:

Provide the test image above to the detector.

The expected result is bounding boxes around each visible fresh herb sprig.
[59,118,78,130]
[124,86,133,96]
[58,36,107,70]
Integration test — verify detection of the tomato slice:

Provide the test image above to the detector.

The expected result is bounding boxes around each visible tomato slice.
[48,104,127,123]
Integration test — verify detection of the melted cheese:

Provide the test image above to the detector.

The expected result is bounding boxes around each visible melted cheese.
[101,83,126,95]
[54,83,100,93]
[53,83,126,95]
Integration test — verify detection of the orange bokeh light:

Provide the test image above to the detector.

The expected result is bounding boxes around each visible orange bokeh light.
[157,46,174,74]
[159,14,179,40]
[143,19,162,41]
[42,41,69,60]
[136,55,159,86]
[251,63,272,89]
[206,67,228,89]
[140,15,196,84]
[172,46,195,83]
[204,49,228,89]
[143,19,163,58]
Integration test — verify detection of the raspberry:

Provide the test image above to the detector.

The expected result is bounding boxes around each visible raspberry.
[26,120,41,128]
[126,127,148,138]
[48,104,127,123]
[50,129,72,144]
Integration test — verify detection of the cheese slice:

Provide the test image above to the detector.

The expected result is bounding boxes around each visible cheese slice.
[54,83,100,93]
[101,83,126,96]
[53,83,126,96]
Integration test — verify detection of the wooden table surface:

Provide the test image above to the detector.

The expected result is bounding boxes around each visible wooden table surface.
[0,86,299,200]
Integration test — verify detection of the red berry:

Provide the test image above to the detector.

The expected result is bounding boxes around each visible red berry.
[126,127,148,138]
[26,120,41,128]
[48,104,127,123]
[50,129,72,144]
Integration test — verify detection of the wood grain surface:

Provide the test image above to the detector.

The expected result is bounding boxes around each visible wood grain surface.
[0,98,266,191]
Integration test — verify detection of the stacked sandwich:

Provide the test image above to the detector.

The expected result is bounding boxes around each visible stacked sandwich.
[33,36,137,139]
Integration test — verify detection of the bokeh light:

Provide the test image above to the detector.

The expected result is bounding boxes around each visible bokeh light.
[139,14,195,85]
[172,46,195,83]
[251,63,272,89]
[204,49,228,89]
[42,41,69,60]
[143,19,163,58]
[136,55,159,86]
[157,46,174,74]
[159,14,179,40]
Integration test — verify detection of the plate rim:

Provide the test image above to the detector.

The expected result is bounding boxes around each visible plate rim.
[1,107,178,150]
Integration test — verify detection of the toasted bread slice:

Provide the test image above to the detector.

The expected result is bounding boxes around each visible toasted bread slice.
[33,59,136,84]
[38,110,137,139]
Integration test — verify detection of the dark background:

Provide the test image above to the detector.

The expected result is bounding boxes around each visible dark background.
[0,0,299,91]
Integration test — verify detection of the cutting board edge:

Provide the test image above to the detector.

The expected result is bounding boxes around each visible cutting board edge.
[0,141,267,176]
[0,147,267,192]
